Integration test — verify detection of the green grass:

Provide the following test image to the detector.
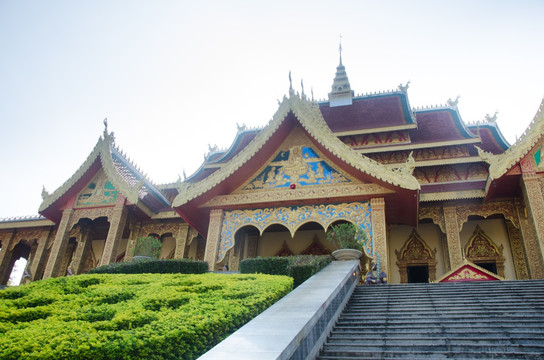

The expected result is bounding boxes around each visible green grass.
[0,273,293,359]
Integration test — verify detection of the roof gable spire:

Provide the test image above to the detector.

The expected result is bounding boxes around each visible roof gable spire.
[329,36,354,107]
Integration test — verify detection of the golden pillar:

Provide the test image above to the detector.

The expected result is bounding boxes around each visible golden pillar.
[204,209,224,270]
[43,209,75,279]
[518,182,544,279]
[29,229,53,281]
[174,224,190,259]
[0,230,16,285]
[100,203,128,266]
[370,198,388,275]
[522,174,544,261]
[70,227,92,275]
[124,222,141,262]
[443,205,463,268]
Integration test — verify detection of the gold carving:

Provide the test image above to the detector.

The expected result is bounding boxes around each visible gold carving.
[444,206,463,268]
[505,220,530,279]
[395,229,437,283]
[456,201,519,232]
[69,207,114,229]
[173,94,420,208]
[419,204,445,233]
[371,198,388,275]
[340,130,411,148]
[203,183,393,208]
[420,190,485,202]
[465,225,505,277]
[414,163,488,184]
[75,171,118,207]
[448,268,488,281]
[368,145,470,164]
[481,98,544,181]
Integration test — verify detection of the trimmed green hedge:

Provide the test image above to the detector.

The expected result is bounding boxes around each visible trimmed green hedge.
[240,255,332,287]
[0,273,292,359]
[87,258,208,275]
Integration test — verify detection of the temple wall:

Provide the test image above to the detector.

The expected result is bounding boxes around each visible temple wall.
[159,236,176,259]
[186,240,198,259]
[388,223,446,284]
[258,230,334,257]
[460,219,516,280]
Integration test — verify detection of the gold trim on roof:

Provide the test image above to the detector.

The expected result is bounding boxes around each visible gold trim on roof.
[358,138,481,154]
[479,98,544,181]
[39,132,154,216]
[420,189,485,202]
[333,123,417,136]
[173,95,420,207]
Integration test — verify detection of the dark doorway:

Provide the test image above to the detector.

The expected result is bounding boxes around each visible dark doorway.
[476,262,497,275]
[407,265,429,283]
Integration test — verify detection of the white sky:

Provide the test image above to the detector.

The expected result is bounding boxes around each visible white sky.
[0,0,543,219]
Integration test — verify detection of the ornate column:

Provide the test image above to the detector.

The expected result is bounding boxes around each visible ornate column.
[70,227,92,275]
[124,222,141,262]
[521,174,544,259]
[370,198,388,275]
[43,208,75,279]
[29,229,52,281]
[174,224,190,259]
[244,233,259,258]
[0,230,16,285]
[515,197,544,279]
[228,235,244,271]
[505,220,530,279]
[443,205,463,268]
[100,201,128,266]
[203,209,224,270]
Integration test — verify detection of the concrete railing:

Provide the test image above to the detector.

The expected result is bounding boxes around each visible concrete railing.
[198,260,360,360]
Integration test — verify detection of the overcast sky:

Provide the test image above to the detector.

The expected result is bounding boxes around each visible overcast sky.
[1,0,543,219]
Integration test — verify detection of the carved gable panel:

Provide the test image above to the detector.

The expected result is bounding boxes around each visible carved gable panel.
[75,170,118,208]
[240,145,352,191]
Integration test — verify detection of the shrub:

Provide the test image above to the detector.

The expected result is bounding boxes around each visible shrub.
[87,258,208,275]
[0,273,292,359]
[240,255,331,287]
[133,236,162,258]
[326,223,367,250]
[239,257,290,275]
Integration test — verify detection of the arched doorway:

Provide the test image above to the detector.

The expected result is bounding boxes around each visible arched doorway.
[396,229,437,283]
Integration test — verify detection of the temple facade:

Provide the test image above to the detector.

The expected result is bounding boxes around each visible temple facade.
[2,57,544,285]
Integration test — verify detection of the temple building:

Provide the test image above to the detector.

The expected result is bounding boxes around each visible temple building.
[2,54,544,285]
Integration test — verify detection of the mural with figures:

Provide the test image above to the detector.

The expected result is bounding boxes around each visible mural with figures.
[241,145,350,190]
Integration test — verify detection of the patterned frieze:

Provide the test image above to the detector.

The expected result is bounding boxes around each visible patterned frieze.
[505,221,530,280]
[367,145,470,164]
[340,130,411,148]
[68,207,114,229]
[216,202,373,263]
[414,163,488,184]
[140,222,184,237]
[418,205,446,233]
[203,183,393,208]
[455,201,519,231]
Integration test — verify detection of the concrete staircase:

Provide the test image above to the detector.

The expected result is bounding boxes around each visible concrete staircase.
[317,280,544,359]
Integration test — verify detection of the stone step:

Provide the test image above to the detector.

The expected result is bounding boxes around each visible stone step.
[321,343,544,354]
[331,326,544,334]
[317,349,544,360]
[325,336,544,346]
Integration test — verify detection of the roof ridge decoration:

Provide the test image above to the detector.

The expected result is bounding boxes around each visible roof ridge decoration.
[478,97,544,180]
[39,126,166,214]
[173,94,420,207]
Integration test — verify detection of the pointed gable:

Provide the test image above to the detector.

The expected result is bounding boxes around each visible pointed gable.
[437,261,503,282]
[39,130,170,223]
[173,94,420,236]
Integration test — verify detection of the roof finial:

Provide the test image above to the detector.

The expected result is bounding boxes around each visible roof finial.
[103,117,108,138]
[339,34,343,65]
[289,71,294,97]
[301,79,305,99]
